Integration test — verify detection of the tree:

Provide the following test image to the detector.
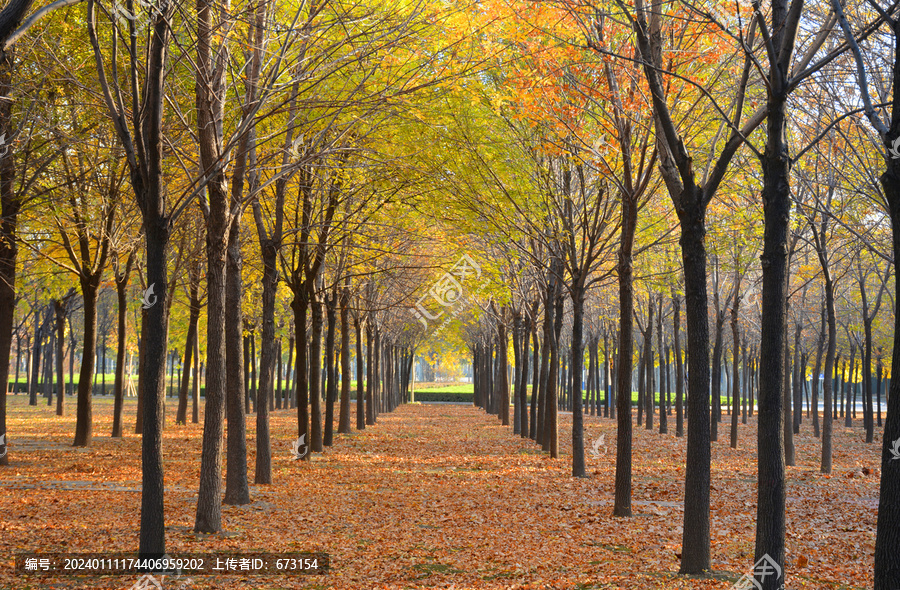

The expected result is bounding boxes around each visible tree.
[829,0,900,583]
[88,0,179,555]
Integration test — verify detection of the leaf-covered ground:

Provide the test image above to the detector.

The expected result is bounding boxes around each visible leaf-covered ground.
[0,395,881,589]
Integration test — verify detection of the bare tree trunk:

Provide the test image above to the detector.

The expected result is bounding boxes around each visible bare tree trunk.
[254,229,278,484]
[74,284,100,446]
[177,277,200,425]
[571,290,585,477]
[309,294,323,452]
[730,295,740,449]
[614,186,637,517]
[658,295,667,433]
[644,301,654,431]
[529,324,539,438]
[323,292,337,446]
[874,150,900,587]
[783,316,795,467]
[498,311,510,426]
[355,317,365,430]
[812,305,824,438]
[755,67,791,586]
[192,337,200,424]
[338,283,352,434]
[54,298,66,417]
[365,319,374,426]
[0,43,21,465]
[292,292,310,457]
[224,217,250,505]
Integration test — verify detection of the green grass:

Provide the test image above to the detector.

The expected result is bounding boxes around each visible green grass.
[414,384,473,393]
[9,374,736,408]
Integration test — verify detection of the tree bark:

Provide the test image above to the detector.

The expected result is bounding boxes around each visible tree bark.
[309,294,323,452]
[74,284,100,446]
[355,316,365,430]
[254,226,278,484]
[224,216,250,505]
[498,311,510,426]
[323,291,337,445]
[571,289,585,477]
[54,298,66,418]
[673,294,683,438]
[730,293,740,449]
[293,291,310,457]
[874,154,900,587]
[177,275,200,425]
[614,185,637,517]
[338,284,351,434]
[754,70,790,586]
[679,203,711,574]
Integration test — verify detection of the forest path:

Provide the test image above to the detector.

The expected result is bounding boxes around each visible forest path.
[0,396,881,589]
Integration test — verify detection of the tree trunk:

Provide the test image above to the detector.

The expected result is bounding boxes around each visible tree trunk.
[292,291,311,456]
[285,335,294,410]
[846,346,855,427]
[529,325,539,439]
[637,344,644,428]
[537,295,552,447]
[139,219,171,556]
[614,186,637,517]
[730,300,740,449]
[571,289,585,477]
[710,310,724,443]
[176,280,200,425]
[54,299,66,418]
[679,202,712,574]
[193,339,200,424]
[545,259,562,458]
[754,83,790,587]
[74,284,100,446]
[0,45,22,466]
[224,217,250,506]
[338,285,352,434]
[255,228,278,485]
[812,305,824,438]
[112,279,129,437]
[323,292,336,446]
[874,156,900,588]
[309,294,323,452]
[644,302,654,431]
[28,307,40,406]
[512,313,522,434]
[498,313,510,426]
[783,318,795,467]
[355,317,365,430]
[194,195,229,532]
[365,320,374,426]
[673,295,684,438]
[658,296,667,433]
[863,317,874,443]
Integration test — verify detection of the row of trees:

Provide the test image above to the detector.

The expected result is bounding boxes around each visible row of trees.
[0,0,898,587]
